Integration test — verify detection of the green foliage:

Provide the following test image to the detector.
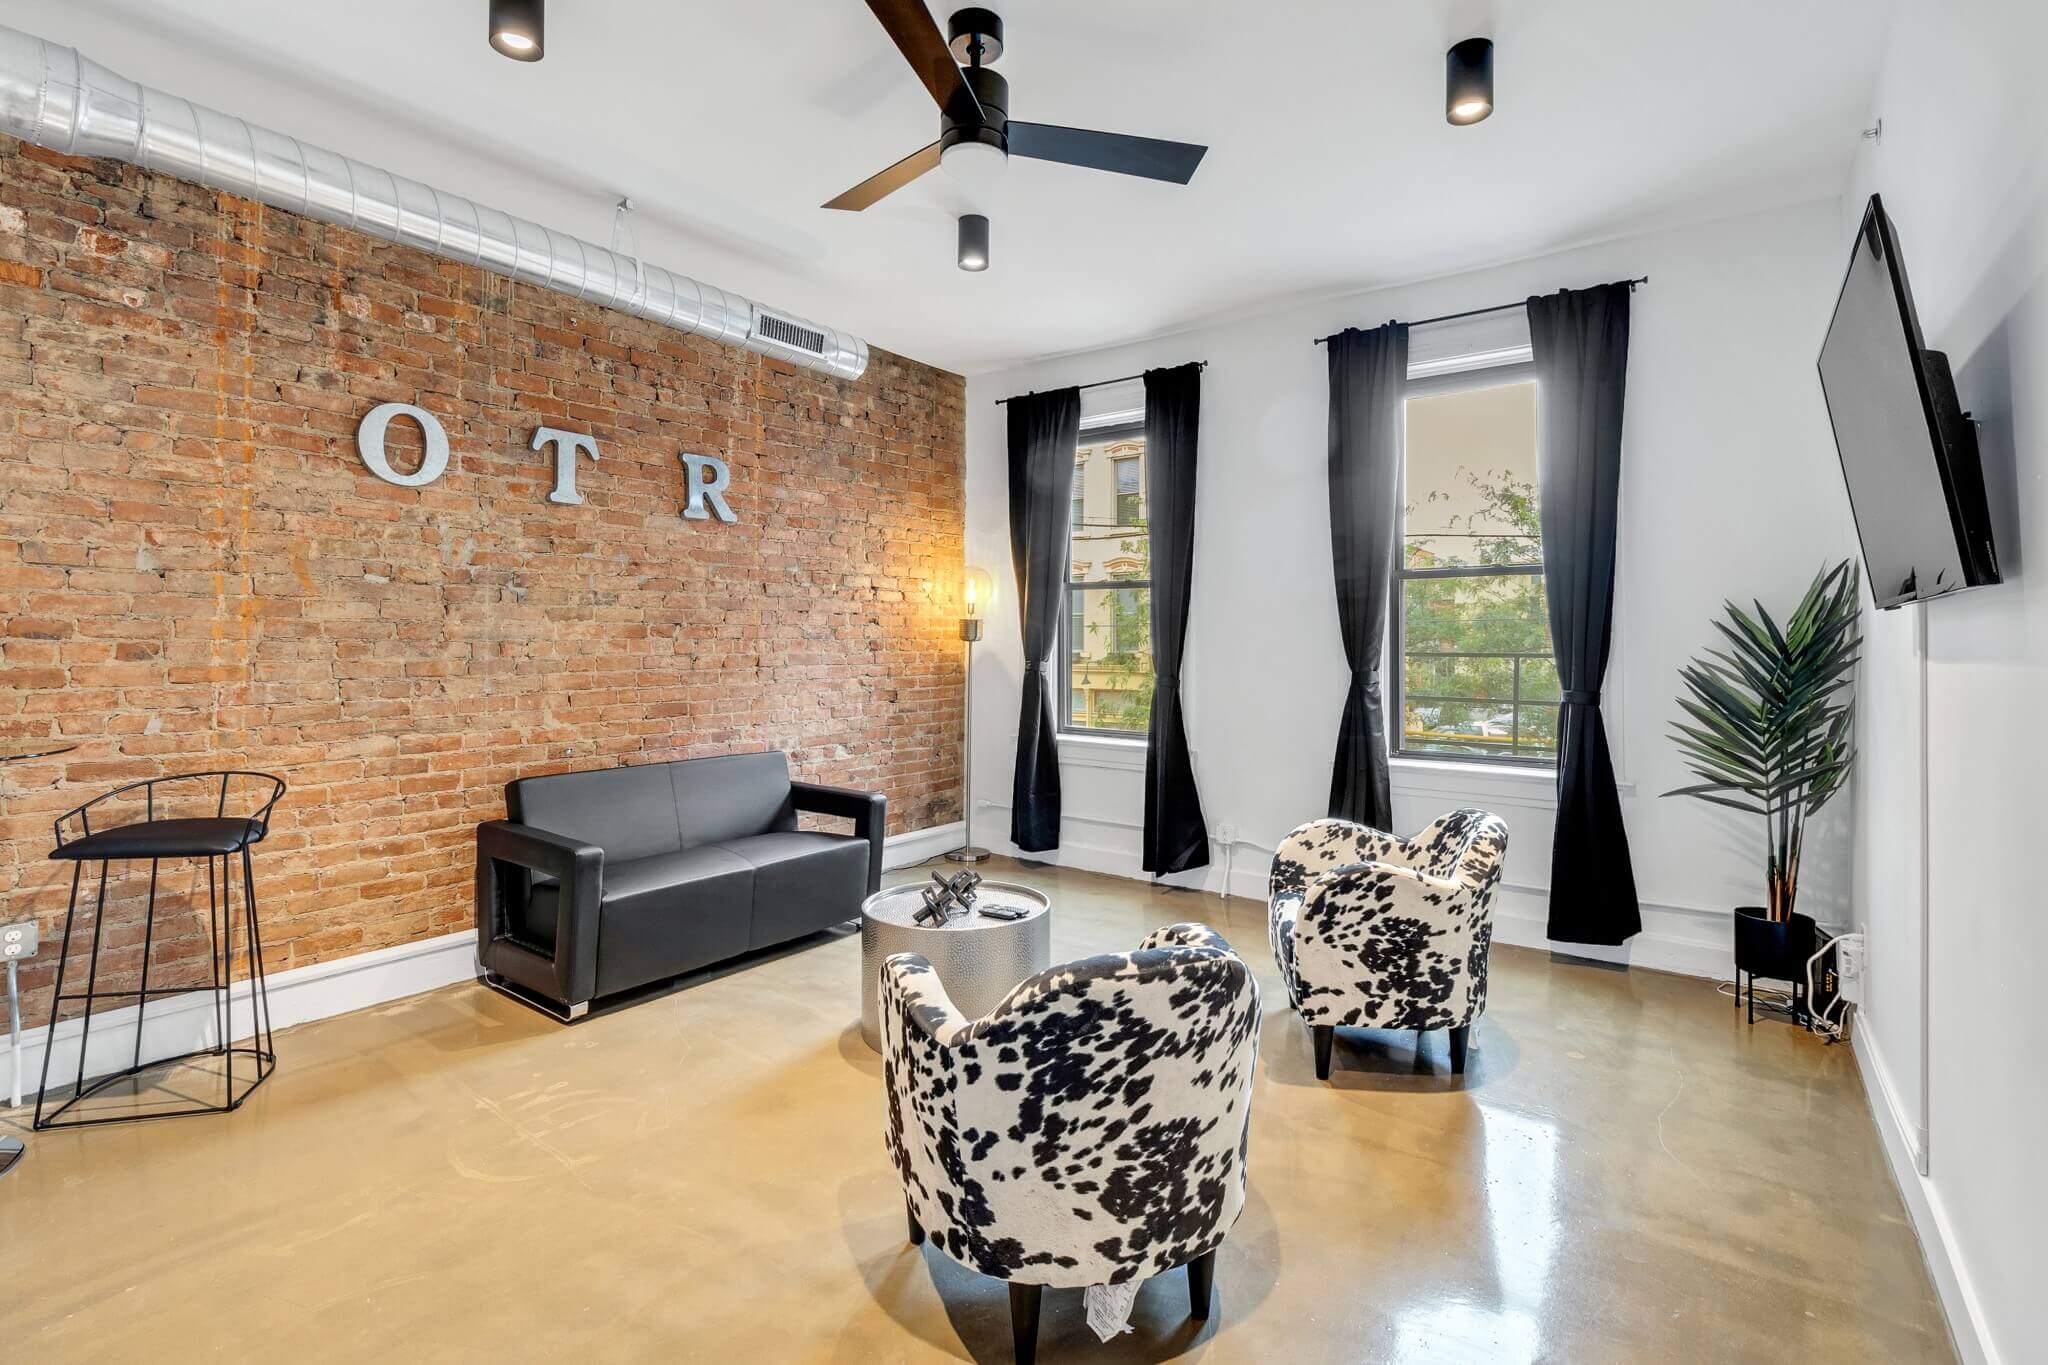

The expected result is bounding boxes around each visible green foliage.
[1070,525,1154,734]
[1402,466,1555,760]
[1663,560,1862,922]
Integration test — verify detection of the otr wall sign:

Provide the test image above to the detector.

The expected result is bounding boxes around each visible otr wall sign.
[354,401,737,524]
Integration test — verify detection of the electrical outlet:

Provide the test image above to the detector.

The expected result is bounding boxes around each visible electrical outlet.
[1216,824,1238,847]
[0,921,36,961]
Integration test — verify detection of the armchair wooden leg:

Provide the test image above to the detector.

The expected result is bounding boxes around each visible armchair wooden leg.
[1009,1281,1043,1365]
[1187,1247,1216,1320]
[1448,1024,1470,1075]
[1313,1025,1334,1080]
[907,1202,924,1246]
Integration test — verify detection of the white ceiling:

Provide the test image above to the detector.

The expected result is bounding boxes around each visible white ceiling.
[10,0,1887,374]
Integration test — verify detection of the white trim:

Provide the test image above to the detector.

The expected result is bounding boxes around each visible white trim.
[1056,733,1151,772]
[1,822,968,1111]
[8,929,480,1111]
[977,799,1730,976]
[1389,754,1645,807]
[1484,884,1731,978]
[882,821,965,869]
[1855,1022,1995,1365]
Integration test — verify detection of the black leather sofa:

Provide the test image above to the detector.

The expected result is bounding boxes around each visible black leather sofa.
[474,751,884,1019]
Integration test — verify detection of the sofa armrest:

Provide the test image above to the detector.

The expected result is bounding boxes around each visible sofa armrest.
[792,781,886,895]
[475,820,603,1006]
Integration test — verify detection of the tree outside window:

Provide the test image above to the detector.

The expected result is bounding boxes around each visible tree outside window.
[1396,374,1558,764]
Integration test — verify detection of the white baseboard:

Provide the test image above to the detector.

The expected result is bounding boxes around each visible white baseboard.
[1854,1024,1996,1365]
[975,801,1735,980]
[1486,885,1734,979]
[7,929,479,1113]
[882,821,964,869]
[2,821,967,1110]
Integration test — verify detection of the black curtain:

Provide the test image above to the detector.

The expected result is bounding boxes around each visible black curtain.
[1007,387,1081,852]
[1141,364,1209,875]
[1528,284,1641,944]
[1325,324,1409,829]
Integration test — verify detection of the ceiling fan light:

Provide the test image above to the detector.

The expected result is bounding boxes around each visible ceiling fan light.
[490,0,545,61]
[957,214,990,272]
[941,139,1008,198]
[1446,37,1493,125]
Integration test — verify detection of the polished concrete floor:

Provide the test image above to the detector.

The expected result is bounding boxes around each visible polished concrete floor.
[2,859,1953,1362]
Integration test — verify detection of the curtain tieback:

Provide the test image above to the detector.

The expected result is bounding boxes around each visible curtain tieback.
[1023,660,1045,675]
[1563,689,1600,705]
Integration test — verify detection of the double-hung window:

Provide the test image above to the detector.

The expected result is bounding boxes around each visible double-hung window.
[1394,356,1558,765]
[1060,422,1152,737]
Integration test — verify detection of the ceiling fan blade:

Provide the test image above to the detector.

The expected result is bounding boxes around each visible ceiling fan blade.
[864,0,984,125]
[1007,122,1209,184]
[823,140,943,211]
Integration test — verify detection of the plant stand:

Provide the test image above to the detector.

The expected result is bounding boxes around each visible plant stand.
[1733,906,1816,1026]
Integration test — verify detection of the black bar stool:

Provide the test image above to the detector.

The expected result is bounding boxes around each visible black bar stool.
[35,771,285,1130]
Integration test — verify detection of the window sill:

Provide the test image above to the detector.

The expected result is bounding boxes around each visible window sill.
[1055,732,1150,772]
[1388,755,1634,805]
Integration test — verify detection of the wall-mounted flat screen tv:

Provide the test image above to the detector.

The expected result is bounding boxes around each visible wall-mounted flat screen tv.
[1818,193,2000,609]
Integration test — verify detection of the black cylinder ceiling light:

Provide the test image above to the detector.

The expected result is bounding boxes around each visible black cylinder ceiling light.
[957,213,990,272]
[1446,37,1494,125]
[490,0,545,61]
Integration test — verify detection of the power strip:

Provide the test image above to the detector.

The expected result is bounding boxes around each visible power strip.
[1834,932,1865,1004]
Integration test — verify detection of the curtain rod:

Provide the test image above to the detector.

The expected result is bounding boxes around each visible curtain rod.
[994,360,1208,406]
[1312,277,1649,347]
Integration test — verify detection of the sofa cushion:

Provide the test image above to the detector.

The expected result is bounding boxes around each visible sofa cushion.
[509,762,682,862]
[715,831,869,948]
[671,751,795,846]
[590,847,755,997]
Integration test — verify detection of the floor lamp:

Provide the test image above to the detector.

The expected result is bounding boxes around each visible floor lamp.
[948,570,990,864]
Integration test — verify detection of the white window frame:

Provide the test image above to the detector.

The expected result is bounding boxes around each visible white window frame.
[1059,419,1152,742]
[1392,357,1559,771]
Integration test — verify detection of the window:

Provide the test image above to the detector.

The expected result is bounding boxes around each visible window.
[1061,423,1152,737]
[1394,366,1558,765]
[1113,455,1143,525]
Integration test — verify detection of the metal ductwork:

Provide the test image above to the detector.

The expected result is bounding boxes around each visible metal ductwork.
[0,24,869,380]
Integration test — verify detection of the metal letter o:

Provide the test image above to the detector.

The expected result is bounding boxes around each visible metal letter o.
[357,402,450,488]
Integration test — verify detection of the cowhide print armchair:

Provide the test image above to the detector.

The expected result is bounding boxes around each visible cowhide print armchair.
[1267,808,1509,1080]
[880,923,1260,1365]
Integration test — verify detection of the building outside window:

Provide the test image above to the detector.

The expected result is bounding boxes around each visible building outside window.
[1395,367,1558,764]
[1061,424,1152,736]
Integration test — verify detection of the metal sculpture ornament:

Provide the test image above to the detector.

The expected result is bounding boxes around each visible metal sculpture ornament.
[354,402,736,524]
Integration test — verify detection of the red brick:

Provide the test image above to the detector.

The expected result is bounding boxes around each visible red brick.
[0,131,965,1031]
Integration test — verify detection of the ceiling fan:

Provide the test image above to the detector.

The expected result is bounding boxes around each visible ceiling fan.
[825,3,1208,265]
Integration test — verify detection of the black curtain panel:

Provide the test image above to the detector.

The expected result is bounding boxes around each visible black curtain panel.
[1140,364,1210,875]
[1325,323,1409,830]
[1527,283,1641,944]
[1007,387,1081,852]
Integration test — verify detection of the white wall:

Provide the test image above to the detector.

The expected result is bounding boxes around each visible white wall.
[1843,2,2048,1362]
[962,200,1861,977]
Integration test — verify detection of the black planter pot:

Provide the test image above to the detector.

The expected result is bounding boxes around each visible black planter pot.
[1732,906,1816,1025]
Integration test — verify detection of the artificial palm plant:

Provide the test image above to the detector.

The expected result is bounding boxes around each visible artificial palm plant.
[1665,560,1862,923]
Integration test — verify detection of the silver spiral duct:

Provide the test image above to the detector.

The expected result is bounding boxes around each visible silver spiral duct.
[0,24,868,379]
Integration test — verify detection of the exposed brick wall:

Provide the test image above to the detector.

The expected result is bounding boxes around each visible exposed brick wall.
[0,135,965,1031]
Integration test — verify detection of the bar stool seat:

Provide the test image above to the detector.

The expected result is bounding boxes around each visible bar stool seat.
[48,818,266,860]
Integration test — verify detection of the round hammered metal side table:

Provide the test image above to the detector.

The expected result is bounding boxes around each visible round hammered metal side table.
[860,881,1051,1051]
